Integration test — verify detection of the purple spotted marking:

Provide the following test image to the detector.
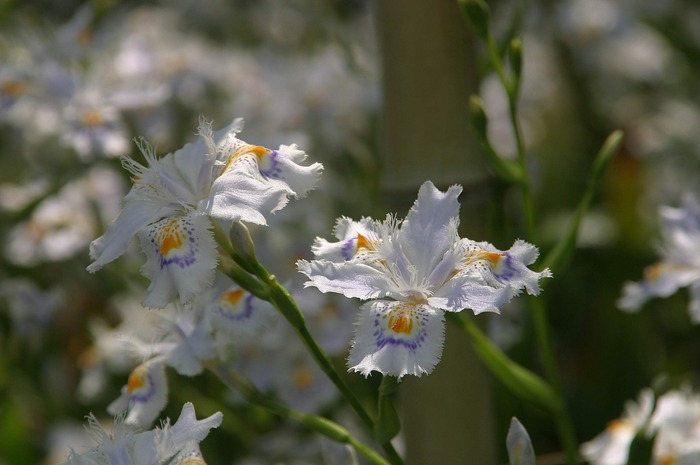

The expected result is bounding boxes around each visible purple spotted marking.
[492,253,515,282]
[259,150,283,179]
[340,237,358,261]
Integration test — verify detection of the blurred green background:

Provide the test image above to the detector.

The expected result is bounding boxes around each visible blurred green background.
[2,0,700,464]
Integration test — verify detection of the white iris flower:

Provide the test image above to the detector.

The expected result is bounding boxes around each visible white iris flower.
[298,181,551,379]
[63,402,222,465]
[87,117,323,308]
[618,194,700,322]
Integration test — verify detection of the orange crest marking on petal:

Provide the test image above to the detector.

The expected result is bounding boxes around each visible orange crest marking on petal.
[465,250,506,269]
[127,366,147,393]
[644,263,664,281]
[293,367,315,391]
[606,419,627,432]
[221,289,245,305]
[389,312,414,335]
[157,220,185,256]
[177,458,207,465]
[81,109,104,127]
[478,251,505,265]
[356,233,377,252]
[1,80,25,97]
[659,455,678,465]
[245,145,270,158]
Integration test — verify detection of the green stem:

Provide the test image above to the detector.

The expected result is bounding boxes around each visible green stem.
[485,34,536,241]
[508,98,537,242]
[264,275,404,465]
[529,298,580,465]
[207,363,392,465]
[221,249,403,465]
[487,27,577,464]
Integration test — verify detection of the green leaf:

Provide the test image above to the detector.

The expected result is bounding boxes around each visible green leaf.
[543,130,624,274]
[450,313,562,414]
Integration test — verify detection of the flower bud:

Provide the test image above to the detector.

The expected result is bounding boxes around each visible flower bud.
[459,0,491,39]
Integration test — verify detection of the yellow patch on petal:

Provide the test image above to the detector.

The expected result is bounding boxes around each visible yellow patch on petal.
[241,145,270,159]
[174,457,207,465]
[293,367,315,391]
[659,455,677,465]
[356,233,371,250]
[157,220,185,256]
[1,80,25,97]
[390,314,413,334]
[221,144,271,173]
[606,419,629,433]
[80,109,104,127]
[127,365,147,393]
[221,289,245,305]
[386,305,419,335]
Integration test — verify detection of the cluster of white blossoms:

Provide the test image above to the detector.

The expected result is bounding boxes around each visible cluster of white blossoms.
[582,387,700,465]
[63,402,222,465]
[298,181,552,379]
[87,117,323,308]
[618,194,700,322]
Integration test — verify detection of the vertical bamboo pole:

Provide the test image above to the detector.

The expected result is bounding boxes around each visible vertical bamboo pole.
[373,0,497,464]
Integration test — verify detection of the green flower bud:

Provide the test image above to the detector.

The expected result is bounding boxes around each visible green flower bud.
[459,0,491,39]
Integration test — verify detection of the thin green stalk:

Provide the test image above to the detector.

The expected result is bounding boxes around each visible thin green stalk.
[263,275,404,465]
[492,29,576,463]
[207,363,392,465]
[529,298,580,465]
[485,33,536,241]
[216,236,403,465]
[508,97,537,242]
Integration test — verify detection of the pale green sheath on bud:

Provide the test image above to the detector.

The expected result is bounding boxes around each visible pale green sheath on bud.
[508,39,523,96]
[507,417,535,465]
[229,220,260,274]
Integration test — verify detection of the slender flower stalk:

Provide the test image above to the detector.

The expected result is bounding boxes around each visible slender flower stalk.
[460,1,581,462]
[207,362,393,465]
[213,220,404,464]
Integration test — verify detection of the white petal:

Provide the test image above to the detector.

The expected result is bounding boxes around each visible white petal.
[138,212,218,308]
[87,199,175,273]
[202,157,291,225]
[461,239,551,295]
[399,181,463,278]
[618,262,700,312]
[165,320,216,377]
[108,359,169,428]
[297,259,392,300]
[311,217,379,262]
[348,301,445,379]
[164,402,223,450]
[430,275,514,314]
[260,144,323,198]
